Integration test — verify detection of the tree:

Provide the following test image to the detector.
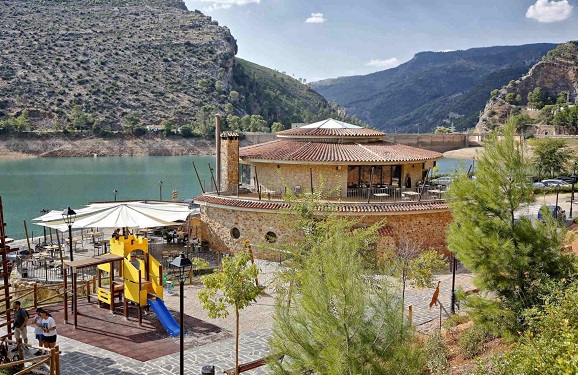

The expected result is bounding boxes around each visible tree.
[527,87,545,109]
[70,105,94,131]
[505,93,516,104]
[198,252,261,375]
[446,119,575,336]
[122,114,139,134]
[161,119,173,136]
[270,122,284,133]
[269,216,424,374]
[224,102,234,114]
[434,126,451,134]
[384,238,446,310]
[226,115,241,131]
[532,137,575,178]
[179,125,193,138]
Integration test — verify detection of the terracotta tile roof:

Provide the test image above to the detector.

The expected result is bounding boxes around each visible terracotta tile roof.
[276,127,385,138]
[239,140,442,163]
[195,195,449,213]
[220,131,239,138]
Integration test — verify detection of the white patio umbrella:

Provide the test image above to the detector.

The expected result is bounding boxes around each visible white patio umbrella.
[32,201,195,231]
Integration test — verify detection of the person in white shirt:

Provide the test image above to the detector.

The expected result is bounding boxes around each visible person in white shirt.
[39,311,57,349]
[32,308,45,355]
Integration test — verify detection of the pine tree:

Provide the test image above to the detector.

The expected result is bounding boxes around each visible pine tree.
[446,119,575,336]
[268,216,424,374]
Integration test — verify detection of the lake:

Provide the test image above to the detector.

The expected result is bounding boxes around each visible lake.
[0,155,473,240]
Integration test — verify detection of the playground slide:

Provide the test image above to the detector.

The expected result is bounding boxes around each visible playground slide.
[148,298,181,337]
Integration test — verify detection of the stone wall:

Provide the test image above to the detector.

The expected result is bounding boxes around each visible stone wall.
[199,204,453,259]
[220,135,239,192]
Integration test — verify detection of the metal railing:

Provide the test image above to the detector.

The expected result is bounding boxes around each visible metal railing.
[214,184,448,204]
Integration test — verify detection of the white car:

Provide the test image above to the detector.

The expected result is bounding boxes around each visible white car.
[431,176,452,186]
[541,179,571,187]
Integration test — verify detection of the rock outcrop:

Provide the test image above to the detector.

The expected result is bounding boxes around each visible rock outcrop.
[476,41,578,132]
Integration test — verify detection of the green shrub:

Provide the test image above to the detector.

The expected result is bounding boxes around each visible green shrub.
[443,313,470,328]
[425,331,449,374]
[459,325,490,359]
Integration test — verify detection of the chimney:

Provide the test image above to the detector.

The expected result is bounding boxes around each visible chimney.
[220,131,240,192]
[215,114,222,191]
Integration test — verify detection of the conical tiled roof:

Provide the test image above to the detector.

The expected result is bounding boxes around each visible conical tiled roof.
[276,118,385,138]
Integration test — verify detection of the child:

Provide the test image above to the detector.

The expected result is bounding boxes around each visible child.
[39,311,57,349]
[32,307,45,355]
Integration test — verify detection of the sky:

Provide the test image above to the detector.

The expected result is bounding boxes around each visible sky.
[182,0,578,82]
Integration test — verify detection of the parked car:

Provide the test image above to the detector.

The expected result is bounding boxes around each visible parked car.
[532,182,546,188]
[537,205,566,222]
[556,176,577,184]
[541,179,571,187]
[431,176,452,186]
[6,248,32,263]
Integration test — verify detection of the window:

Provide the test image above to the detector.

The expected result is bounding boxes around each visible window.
[230,227,241,239]
[265,231,277,243]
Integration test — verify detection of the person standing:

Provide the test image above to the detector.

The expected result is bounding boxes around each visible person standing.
[39,311,57,349]
[11,301,28,352]
[32,308,45,355]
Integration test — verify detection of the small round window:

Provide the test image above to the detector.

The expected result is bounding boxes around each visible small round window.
[231,227,241,239]
[265,231,277,243]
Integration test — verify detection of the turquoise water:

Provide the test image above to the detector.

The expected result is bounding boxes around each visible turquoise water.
[0,155,472,240]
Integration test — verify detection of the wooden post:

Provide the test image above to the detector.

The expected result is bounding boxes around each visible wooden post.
[63,268,68,324]
[109,261,114,314]
[33,283,38,308]
[138,276,142,326]
[73,270,78,329]
[97,268,102,308]
[49,347,55,375]
[86,281,90,302]
[55,345,61,375]
[408,305,413,326]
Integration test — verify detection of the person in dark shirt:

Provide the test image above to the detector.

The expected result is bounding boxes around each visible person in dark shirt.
[12,301,28,352]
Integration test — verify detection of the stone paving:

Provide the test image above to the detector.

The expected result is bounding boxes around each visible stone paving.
[6,236,476,374]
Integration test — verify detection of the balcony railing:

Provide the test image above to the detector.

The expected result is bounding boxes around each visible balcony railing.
[209,184,448,204]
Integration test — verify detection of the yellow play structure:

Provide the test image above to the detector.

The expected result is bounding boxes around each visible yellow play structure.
[95,235,180,336]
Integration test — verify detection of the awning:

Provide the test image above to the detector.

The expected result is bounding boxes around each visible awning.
[32,201,195,231]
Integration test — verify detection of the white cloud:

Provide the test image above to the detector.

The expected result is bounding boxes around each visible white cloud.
[526,0,573,23]
[366,58,399,69]
[198,0,260,11]
[305,13,326,23]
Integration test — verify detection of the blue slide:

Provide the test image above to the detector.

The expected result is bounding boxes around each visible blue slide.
[148,298,181,337]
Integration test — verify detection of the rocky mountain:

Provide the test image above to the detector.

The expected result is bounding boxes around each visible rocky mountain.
[476,41,578,132]
[312,44,557,133]
[0,0,335,133]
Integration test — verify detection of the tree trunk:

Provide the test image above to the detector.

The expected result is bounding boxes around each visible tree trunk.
[235,307,239,375]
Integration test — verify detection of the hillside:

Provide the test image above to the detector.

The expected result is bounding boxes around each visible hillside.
[0,0,337,135]
[476,41,578,132]
[232,58,341,127]
[313,43,557,133]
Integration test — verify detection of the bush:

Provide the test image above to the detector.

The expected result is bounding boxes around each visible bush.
[425,331,449,374]
[459,325,490,359]
[443,313,470,329]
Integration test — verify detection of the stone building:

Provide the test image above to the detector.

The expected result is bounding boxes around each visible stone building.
[195,119,452,258]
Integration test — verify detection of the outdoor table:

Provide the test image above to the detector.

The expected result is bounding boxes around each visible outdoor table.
[401,191,420,201]
[428,189,446,199]
[373,193,390,201]
[43,245,59,257]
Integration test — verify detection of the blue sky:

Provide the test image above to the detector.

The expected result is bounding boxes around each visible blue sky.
[183,0,577,82]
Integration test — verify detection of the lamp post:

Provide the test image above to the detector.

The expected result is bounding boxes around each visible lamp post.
[113,189,118,202]
[450,255,457,314]
[159,181,163,201]
[570,162,578,218]
[171,252,192,375]
[62,207,76,262]
[40,209,49,244]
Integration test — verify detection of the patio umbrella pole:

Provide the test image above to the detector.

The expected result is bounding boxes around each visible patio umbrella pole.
[208,163,220,196]
[56,230,65,275]
[23,220,31,252]
[192,162,205,194]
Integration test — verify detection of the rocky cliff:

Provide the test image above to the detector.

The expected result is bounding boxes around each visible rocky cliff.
[0,0,237,130]
[476,41,578,132]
